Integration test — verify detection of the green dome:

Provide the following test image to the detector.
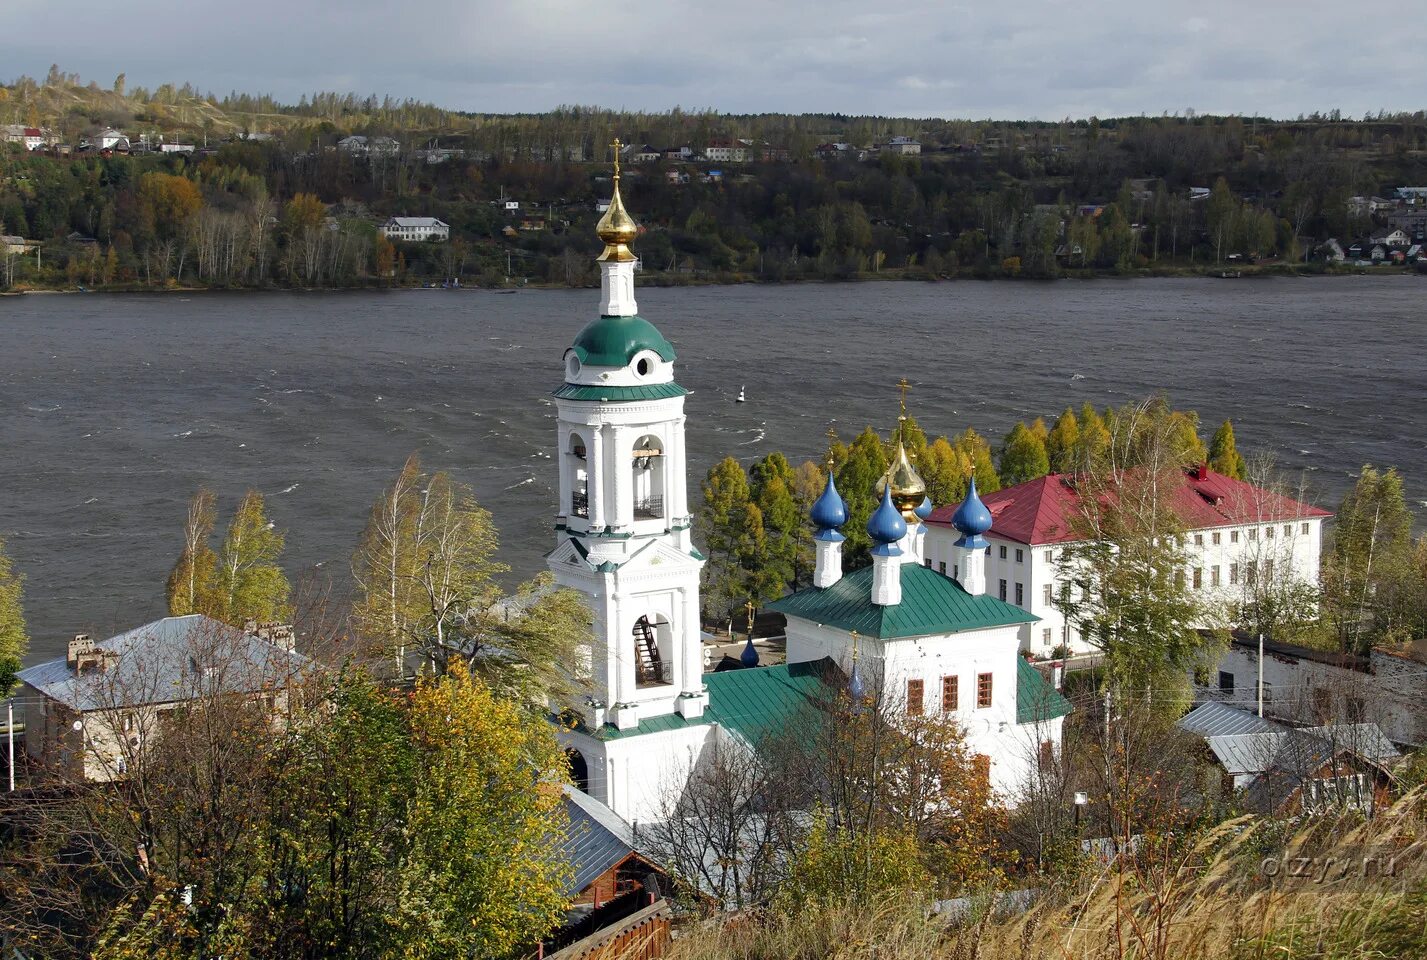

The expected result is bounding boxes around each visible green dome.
[569,315,676,367]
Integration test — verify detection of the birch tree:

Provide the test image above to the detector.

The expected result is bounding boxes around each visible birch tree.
[211,490,290,624]
[164,488,217,617]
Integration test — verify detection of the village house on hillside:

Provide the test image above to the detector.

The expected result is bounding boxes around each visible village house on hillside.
[15,615,308,783]
[380,216,450,242]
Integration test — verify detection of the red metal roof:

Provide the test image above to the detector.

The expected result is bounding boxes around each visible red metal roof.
[927,467,1332,546]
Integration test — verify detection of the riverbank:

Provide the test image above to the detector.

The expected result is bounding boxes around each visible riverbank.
[3,260,1424,296]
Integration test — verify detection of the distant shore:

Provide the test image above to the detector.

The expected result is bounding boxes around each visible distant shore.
[3,261,1423,296]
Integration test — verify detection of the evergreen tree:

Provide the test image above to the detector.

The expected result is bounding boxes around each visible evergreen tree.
[750,452,807,592]
[1046,407,1080,473]
[998,422,1050,486]
[211,490,290,625]
[700,457,771,623]
[835,428,891,568]
[1075,402,1111,466]
[1209,419,1246,479]
[0,534,27,694]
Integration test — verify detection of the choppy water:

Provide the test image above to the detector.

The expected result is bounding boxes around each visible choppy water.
[3,277,1425,663]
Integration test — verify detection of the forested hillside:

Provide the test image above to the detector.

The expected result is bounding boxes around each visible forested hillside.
[4,68,1427,289]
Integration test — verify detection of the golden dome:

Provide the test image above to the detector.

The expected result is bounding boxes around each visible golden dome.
[596,139,639,263]
[877,440,927,519]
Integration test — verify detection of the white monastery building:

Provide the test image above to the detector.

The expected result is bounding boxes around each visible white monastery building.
[380,217,450,242]
[550,145,1067,823]
[924,467,1331,658]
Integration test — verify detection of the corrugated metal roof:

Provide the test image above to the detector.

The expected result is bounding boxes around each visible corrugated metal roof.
[766,563,1036,640]
[560,785,637,895]
[553,382,686,402]
[588,659,833,743]
[16,615,308,712]
[1206,722,1400,778]
[928,467,1332,546]
[1016,658,1073,724]
[1179,701,1282,738]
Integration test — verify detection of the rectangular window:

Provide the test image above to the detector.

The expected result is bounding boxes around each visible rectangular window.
[1212,531,1222,545]
[1301,522,1309,535]
[1015,548,1024,563]
[999,545,1008,560]
[939,561,947,576]
[1193,568,1203,589]
[1211,565,1221,587]
[1015,582,1024,606]
[1218,670,1235,693]
[1043,584,1053,605]
[1246,560,1258,585]
[1231,530,1240,544]
[1265,526,1274,540]
[941,675,958,711]
[1283,524,1292,537]
[1194,533,1204,546]
[1229,562,1239,585]
[977,672,993,708]
[906,679,924,716]
[999,579,1008,601]
[1248,528,1258,541]
[924,558,931,568]
[1264,559,1275,580]
[1045,549,1053,563]
[1042,627,1052,646]
[953,564,959,580]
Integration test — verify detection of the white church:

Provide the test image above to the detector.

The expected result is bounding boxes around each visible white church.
[548,147,1068,825]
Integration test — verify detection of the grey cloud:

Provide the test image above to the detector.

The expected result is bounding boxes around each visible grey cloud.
[0,0,1416,118]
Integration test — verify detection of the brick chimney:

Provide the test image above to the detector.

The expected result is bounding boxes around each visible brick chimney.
[67,633,107,674]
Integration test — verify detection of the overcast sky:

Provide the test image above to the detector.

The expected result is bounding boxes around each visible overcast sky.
[0,1,1412,119]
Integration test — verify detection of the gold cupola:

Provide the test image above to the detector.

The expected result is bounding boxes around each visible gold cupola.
[876,379,927,520]
[596,138,639,262]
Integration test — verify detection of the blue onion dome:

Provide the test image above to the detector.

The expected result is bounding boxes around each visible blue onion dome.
[848,660,866,703]
[811,472,849,541]
[867,485,908,549]
[952,477,993,547]
[914,495,934,522]
[740,635,760,667]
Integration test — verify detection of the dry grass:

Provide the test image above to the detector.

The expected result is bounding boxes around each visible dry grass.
[666,790,1427,960]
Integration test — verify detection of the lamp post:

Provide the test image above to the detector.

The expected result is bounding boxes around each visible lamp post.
[1073,790,1089,832]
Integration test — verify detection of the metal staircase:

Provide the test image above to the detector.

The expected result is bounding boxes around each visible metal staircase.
[633,617,668,686]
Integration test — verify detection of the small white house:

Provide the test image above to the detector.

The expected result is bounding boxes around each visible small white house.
[882,136,922,156]
[925,466,1331,659]
[97,128,128,150]
[380,217,450,242]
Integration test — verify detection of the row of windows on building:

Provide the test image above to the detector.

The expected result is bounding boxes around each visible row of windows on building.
[904,672,993,716]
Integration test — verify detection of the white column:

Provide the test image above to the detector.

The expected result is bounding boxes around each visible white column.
[871,553,902,606]
[677,585,706,718]
[814,539,844,588]
[609,425,631,529]
[956,543,987,596]
[669,416,688,520]
[588,427,606,529]
[599,260,638,317]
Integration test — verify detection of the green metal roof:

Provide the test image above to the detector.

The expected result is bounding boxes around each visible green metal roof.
[569,315,677,367]
[587,659,833,743]
[1016,657,1073,724]
[553,382,686,402]
[766,563,1037,640]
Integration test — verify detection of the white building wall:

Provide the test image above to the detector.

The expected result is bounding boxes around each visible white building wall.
[926,516,1326,658]
[559,723,715,826]
[785,619,1050,797]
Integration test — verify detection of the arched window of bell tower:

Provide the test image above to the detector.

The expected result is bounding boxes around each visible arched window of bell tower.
[632,614,674,687]
[631,434,665,521]
[568,432,589,518]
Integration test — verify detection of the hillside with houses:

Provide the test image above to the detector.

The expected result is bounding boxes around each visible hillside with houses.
[5,71,1427,289]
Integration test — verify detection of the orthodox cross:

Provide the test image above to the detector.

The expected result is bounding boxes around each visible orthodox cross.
[610,138,622,179]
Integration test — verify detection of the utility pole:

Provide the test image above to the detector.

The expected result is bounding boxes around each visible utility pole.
[7,698,14,792]
[1257,632,1265,717]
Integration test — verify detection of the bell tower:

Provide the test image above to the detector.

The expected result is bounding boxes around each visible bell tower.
[548,141,707,733]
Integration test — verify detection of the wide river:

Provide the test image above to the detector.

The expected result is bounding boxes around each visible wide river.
[3,277,1425,663]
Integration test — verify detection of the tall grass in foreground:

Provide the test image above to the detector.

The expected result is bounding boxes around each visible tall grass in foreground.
[666,790,1427,960]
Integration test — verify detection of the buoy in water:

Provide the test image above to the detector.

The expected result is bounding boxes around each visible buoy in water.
[736,386,746,403]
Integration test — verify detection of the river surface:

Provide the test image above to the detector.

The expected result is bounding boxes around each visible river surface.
[3,277,1425,663]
